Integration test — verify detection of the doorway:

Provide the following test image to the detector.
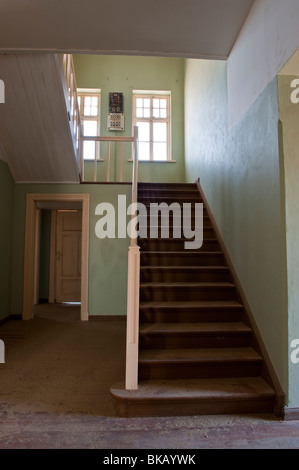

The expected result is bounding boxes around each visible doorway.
[22,194,90,321]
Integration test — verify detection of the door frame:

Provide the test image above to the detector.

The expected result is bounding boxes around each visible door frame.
[22,193,90,321]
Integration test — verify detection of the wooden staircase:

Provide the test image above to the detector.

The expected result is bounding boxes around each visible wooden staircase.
[111,182,284,418]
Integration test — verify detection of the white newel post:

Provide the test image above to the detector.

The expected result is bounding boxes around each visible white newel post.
[125,244,140,390]
[125,126,140,390]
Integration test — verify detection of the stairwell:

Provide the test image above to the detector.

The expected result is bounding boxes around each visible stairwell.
[111,182,284,418]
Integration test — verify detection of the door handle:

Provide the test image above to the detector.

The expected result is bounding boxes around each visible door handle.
[57,251,62,261]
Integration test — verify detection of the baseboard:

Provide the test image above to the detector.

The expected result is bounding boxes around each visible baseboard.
[284,407,299,421]
[89,315,126,322]
[0,314,22,325]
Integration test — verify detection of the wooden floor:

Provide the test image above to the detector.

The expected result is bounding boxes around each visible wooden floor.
[0,304,298,449]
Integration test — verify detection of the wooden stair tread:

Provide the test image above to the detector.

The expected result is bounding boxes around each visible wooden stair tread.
[140,266,229,271]
[139,347,262,364]
[141,250,224,255]
[140,282,235,289]
[139,322,251,335]
[111,377,275,401]
[139,300,243,309]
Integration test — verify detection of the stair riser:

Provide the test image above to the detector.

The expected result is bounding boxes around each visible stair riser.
[138,363,262,380]
[113,398,275,418]
[140,287,237,302]
[139,310,243,324]
[139,239,220,252]
[138,227,216,238]
[140,253,225,266]
[138,191,200,199]
[139,334,252,349]
[138,220,213,233]
[140,269,230,283]
[138,183,197,190]
[140,205,208,216]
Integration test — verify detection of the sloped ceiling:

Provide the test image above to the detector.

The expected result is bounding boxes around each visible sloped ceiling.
[0,0,255,59]
[0,54,80,182]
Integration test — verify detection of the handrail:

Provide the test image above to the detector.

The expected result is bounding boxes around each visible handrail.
[62,54,84,181]
[82,134,136,183]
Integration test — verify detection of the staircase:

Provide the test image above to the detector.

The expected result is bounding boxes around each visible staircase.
[111,182,284,417]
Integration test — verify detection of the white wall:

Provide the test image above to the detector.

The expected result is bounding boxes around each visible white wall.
[228,0,299,128]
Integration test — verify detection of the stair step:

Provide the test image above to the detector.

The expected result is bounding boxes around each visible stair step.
[138,189,200,199]
[139,300,244,323]
[140,251,226,266]
[110,377,276,417]
[138,183,197,190]
[138,347,263,380]
[138,238,219,251]
[138,226,216,239]
[140,266,231,283]
[140,282,237,302]
[139,322,252,348]
[138,195,203,202]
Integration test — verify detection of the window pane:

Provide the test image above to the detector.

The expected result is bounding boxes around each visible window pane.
[153,108,160,118]
[83,141,96,160]
[153,98,160,109]
[160,109,167,119]
[153,143,167,161]
[144,99,151,108]
[139,142,150,160]
[144,108,151,118]
[136,108,143,118]
[92,96,98,107]
[153,122,167,142]
[83,120,98,136]
[160,99,167,108]
[136,98,143,108]
[90,106,98,117]
[136,121,150,142]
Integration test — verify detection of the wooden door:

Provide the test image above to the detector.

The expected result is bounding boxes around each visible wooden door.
[55,210,82,303]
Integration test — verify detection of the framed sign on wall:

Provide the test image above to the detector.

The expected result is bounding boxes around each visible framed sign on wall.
[108,92,124,131]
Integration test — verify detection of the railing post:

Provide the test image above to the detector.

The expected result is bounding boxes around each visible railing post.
[79,123,84,182]
[125,126,140,390]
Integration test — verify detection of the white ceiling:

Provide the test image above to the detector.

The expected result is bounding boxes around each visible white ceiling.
[0,0,255,59]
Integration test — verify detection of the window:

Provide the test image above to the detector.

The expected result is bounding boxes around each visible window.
[133,92,171,161]
[77,89,101,160]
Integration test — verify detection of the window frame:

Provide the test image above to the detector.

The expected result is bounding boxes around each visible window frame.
[77,89,101,161]
[132,91,171,162]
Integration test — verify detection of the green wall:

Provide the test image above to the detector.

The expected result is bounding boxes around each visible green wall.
[0,161,14,320]
[278,73,299,407]
[184,59,286,394]
[11,183,132,317]
[39,210,51,301]
[73,54,186,183]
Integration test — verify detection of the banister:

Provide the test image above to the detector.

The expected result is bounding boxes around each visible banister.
[61,54,84,181]
[125,126,140,390]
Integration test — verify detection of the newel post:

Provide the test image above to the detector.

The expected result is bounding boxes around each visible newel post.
[125,244,140,390]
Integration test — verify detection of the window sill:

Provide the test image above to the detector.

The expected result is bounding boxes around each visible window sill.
[84,159,105,162]
[128,159,176,163]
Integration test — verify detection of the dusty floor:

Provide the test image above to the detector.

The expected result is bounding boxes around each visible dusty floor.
[0,304,298,450]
